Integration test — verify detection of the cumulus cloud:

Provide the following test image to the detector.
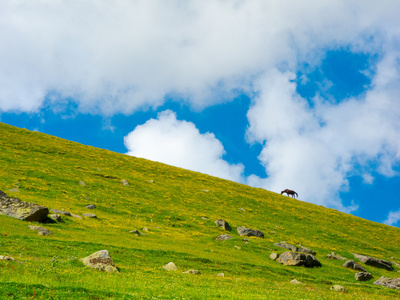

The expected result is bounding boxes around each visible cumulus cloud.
[1,0,399,114]
[124,110,244,182]
[384,209,400,227]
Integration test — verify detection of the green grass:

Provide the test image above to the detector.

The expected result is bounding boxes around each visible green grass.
[1,122,400,299]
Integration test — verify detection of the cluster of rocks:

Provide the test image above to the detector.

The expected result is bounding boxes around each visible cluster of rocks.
[214,219,264,242]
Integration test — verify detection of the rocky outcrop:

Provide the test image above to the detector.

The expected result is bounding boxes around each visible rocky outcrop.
[81,250,118,273]
[237,226,264,238]
[355,272,373,281]
[215,234,232,241]
[215,219,232,231]
[0,192,49,222]
[276,251,321,268]
[28,225,54,236]
[373,276,400,290]
[353,254,393,271]
[342,260,367,272]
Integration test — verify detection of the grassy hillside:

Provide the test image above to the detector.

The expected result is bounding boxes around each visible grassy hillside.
[0,122,399,299]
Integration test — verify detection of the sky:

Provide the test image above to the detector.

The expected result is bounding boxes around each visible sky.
[1,0,400,227]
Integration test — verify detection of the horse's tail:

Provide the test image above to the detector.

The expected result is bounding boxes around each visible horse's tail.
[294,192,298,198]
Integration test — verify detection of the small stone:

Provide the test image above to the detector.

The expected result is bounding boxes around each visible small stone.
[290,279,303,285]
[183,269,200,275]
[237,226,264,238]
[269,253,279,260]
[202,189,209,192]
[201,216,209,220]
[0,255,14,261]
[147,180,154,183]
[143,227,149,232]
[355,272,373,281]
[79,181,86,186]
[331,285,346,292]
[122,179,129,186]
[49,214,61,222]
[217,273,225,277]
[163,262,178,271]
[71,214,83,219]
[8,188,20,193]
[327,252,347,260]
[130,230,141,236]
[85,204,96,209]
[234,245,241,250]
[83,213,97,218]
[215,234,232,241]
[28,225,53,236]
[238,208,246,212]
[243,239,249,244]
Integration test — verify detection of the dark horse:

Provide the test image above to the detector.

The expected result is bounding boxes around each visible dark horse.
[281,189,298,198]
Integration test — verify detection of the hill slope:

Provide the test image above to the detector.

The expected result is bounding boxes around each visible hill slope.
[0,122,399,299]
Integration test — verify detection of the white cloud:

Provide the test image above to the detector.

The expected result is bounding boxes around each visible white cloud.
[246,54,400,211]
[384,209,400,227]
[1,1,399,114]
[124,110,244,182]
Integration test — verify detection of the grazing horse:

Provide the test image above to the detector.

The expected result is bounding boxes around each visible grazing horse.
[281,189,298,198]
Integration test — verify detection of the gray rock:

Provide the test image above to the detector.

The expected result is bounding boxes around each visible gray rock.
[85,204,96,209]
[217,273,225,277]
[50,209,71,216]
[8,188,20,193]
[215,219,232,231]
[183,269,200,275]
[237,226,264,238]
[290,279,303,285]
[163,262,178,271]
[122,179,129,186]
[277,251,321,268]
[49,214,62,222]
[274,242,298,252]
[373,276,400,290]
[353,253,393,271]
[79,181,86,186]
[71,214,83,219]
[0,196,49,222]
[0,255,14,261]
[355,272,373,281]
[81,250,118,273]
[342,260,367,272]
[143,227,149,232]
[330,285,346,292]
[130,230,141,236]
[269,253,279,260]
[0,190,7,198]
[28,225,53,236]
[298,245,316,255]
[327,252,347,260]
[83,213,97,218]
[215,234,232,241]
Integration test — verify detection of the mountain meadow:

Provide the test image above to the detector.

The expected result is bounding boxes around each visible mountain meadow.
[1,122,400,299]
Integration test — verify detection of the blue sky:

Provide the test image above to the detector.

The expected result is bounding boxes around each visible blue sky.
[1,1,399,227]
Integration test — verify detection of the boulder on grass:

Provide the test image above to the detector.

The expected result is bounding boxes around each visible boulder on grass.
[163,262,178,271]
[28,225,53,236]
[327,252,347,260]
[342,260,367,272]
[0,193,48,222]
[277,251,321,268]
[215,219,232,231]
[373,276,400,290]
[81,250,118,273]
[353,253,393,271]
[355,272,373,281]
[237,226,264,238]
